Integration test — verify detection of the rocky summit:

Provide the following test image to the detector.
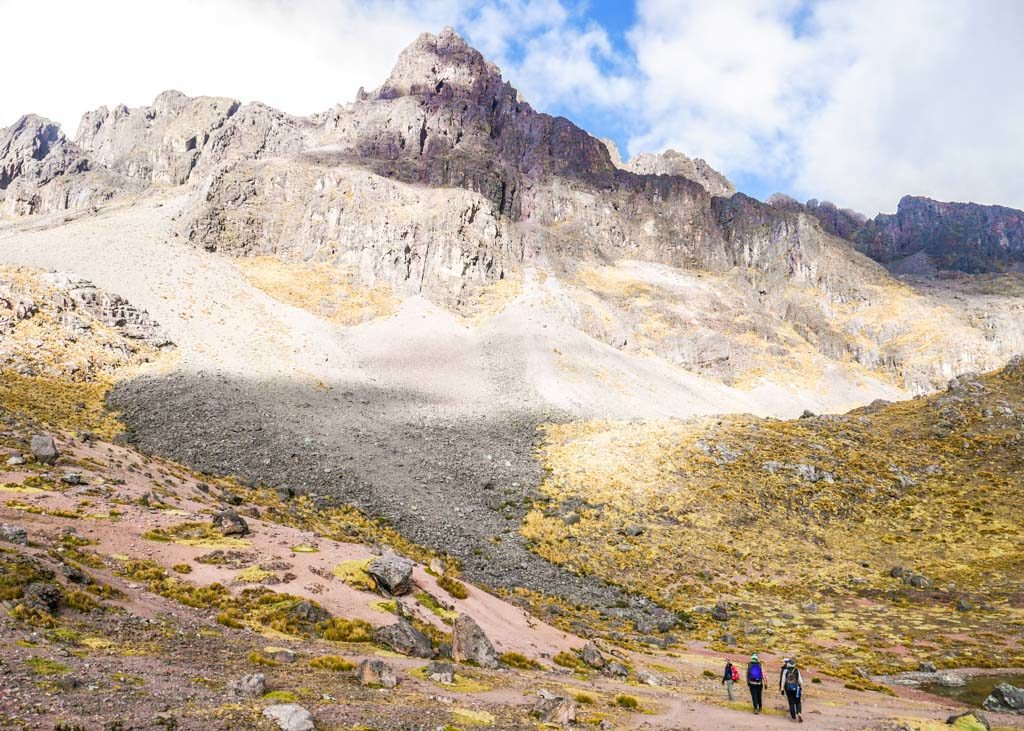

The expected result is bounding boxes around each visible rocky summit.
[0,25,1023,731]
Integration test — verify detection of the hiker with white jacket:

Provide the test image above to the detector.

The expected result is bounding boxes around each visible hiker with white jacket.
[779,657,804,722]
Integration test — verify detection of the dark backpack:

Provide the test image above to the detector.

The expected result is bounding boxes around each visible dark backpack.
[785,666,800,689]
[748,663,763,682]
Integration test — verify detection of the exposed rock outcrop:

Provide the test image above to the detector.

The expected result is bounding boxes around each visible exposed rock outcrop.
[603,139,735,197]
[770,193,1024,274]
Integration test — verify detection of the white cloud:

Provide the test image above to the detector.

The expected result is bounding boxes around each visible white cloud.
[0,0,467,134]
[625,0,1024,213]
[2,0,1021,215]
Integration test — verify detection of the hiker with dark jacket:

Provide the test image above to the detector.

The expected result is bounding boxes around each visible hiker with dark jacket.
[722,659,739,700]
[746,653,766,713]
[779,657,804,722]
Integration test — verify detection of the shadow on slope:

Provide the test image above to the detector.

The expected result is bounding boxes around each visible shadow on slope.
[107,369,678,636]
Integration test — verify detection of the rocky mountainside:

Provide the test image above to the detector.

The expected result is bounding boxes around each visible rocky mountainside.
[602,139,736,197]
[771,193,1024,274]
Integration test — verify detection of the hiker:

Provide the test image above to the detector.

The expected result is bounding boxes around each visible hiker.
[722,659,739,700]
[746,653,765,713]
[779,657,804,722]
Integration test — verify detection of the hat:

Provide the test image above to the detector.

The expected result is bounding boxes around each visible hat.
[751,653,759,661]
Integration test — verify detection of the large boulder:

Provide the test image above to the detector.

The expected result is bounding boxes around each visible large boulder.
[367,553,414,595]
[228,673,265,699]
[212,508,249,536]
[581,642,606,669]
[373,619,433,658]
[357,659,397,688]
[30,435,59,465]
[0,524,28,545]
[451,614,499,668]
[22,582,63,614]
[263,703,315,731]
[984,683,1024,714]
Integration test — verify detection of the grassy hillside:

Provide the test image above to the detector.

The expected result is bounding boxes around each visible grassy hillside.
[523,359,1024,680]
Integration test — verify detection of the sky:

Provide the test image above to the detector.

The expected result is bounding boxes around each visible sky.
[1,0,1021,215]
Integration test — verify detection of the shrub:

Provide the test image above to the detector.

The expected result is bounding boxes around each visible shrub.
[574,692,595,705]
[500,652,541,670]
[318,617,374,643]
[438,574,469,599]
[614,694,639,710]
[247,651,279,667]
[552,651,587,671]
[309,655,355,672]
[262,690,297,703]
[172,564,192,574]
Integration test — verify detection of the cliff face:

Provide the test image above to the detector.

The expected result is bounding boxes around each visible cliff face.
[2,28,1022,392]
[771,193,1024,274]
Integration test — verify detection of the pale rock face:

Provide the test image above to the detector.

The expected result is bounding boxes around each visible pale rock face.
[0,114,136,216]
[602,138,736,198]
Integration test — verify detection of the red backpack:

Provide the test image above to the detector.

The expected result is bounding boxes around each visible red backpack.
[731,666,740,682]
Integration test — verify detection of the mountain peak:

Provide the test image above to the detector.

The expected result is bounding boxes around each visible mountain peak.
[371,27,510,103]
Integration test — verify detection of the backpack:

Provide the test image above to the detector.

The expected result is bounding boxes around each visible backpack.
[785,666,800,689]
[731,666,740,682]
[748,663,763,682]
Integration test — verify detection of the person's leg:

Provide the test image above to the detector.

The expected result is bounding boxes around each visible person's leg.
[786,688,798,719]
[727,679,734,701]
[752,684,762,711]
[795,689,803,721]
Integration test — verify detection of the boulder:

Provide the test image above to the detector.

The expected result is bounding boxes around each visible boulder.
[0,523,28,545]
[22,581,63,613]
[263,703,315,731]
[919,662,937,673]
[451,614,499,668]
[228,673,265,699]
[357,659,397,688]
[265,647,297,663]
[30,435,59,464]
[532,690,578,727]
[367,553,414,595]
[603,661,629,678]
[373,619,433,658]
[637,670,663,686]
[580,642,606,669]
[212,508,249,536]
[946,710,990,730]
[711,602,729,621]
[427,660,454,684]
[983,683,1024,714]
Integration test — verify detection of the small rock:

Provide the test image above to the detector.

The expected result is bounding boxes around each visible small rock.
[212,508,249,536]
[621,524,644,537]
[918,661,937,673]
[983,683,1024,714]
[374,619,433,658]
[61,472,84,485]
[0,523,28,545]
[603,661,629,678]
[946,710,990,729]
[30,435,59,464]
[451,614,499,668]
[427,660,454,684]
[266,647,297,663]
[367,552,415,595]
[357,659,398,689]
[581,642,606,669]
[6,455,25,466]
[263,703,315,731]
[532,693,578,727]
[711,602,729,621]
[722,633,737,646]
[955,598,972,612]
[637,670,662,686]
[228,673,266,699]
